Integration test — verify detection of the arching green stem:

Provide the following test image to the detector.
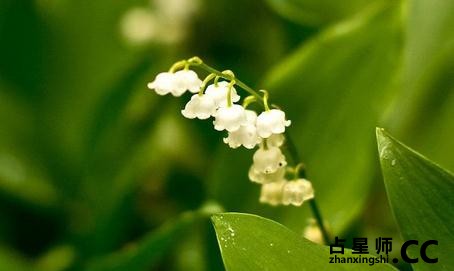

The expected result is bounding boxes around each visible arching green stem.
[187,58,263,102]
[227,80,236,107]
[260,90,271,111]
[169,60,186,73]
[199,73,216,96]
[242,96,257,108]
[214,76,221,86]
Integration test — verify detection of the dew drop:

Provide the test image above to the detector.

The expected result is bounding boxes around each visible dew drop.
[391,159,396,166]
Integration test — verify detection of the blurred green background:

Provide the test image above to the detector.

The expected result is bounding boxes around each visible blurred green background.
[0,0,452,270]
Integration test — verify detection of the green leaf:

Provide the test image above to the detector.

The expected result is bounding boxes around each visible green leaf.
[81,103,207,255]
[0,90,59,208]
[265,0,380,26]
[261,1,402,233]
[385,0,454,171]
[376,128,454,271]
[211,213,397,271]
[85,56,154,157]
[86,204,222,271]
[34,245,76,271]
[402,0,454,90]
[0,150,59,208]
[0,247,37,271]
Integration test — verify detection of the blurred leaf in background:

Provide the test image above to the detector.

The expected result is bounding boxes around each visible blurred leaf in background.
[266,0,377,26]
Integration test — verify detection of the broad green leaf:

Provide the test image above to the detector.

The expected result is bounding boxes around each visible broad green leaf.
[211,213,397,271]
[262,1,402,233]
[265,0,381,26]
[376,128,454,271]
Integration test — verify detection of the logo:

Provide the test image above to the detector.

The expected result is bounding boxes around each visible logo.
[328,237,438,266]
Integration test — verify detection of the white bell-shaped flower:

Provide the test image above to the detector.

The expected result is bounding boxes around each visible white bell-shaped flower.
[259,181,285,206]
[252,146,287,174]
[205,81,240,107]
[213,104,247,132]
[147,72,176,95]
[181,94,217,119]
[173,70,202,96]
[267,133,285,147]
[256,109,291,138]
[282,178,314,206]
[248,165,286,184]
[303,219,324,244]
[223,110,261,149]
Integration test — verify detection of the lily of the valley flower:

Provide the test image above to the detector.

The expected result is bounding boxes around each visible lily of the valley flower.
[205,81,240,107]
[181,94,217,119]
[282,178,314,206]
[248,165,286,184]
[213,104,247,132]
[259,181,285,206]
[174,70,202,94]
[223,110,260,149]
[147,72,176,95]
[303,219,324,244]
[148,69,202,97]
[256,109,291,138]
[252,146,287,174]
[267,133,285,147]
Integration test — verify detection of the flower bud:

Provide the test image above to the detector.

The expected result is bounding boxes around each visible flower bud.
[303,219,324,244]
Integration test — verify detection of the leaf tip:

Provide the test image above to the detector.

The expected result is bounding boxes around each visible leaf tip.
[375,126,386,139]
[210,213,226,228]
[376,127,394,160]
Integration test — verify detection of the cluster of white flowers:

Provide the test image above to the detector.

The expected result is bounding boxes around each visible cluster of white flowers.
[148,60,314,206]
